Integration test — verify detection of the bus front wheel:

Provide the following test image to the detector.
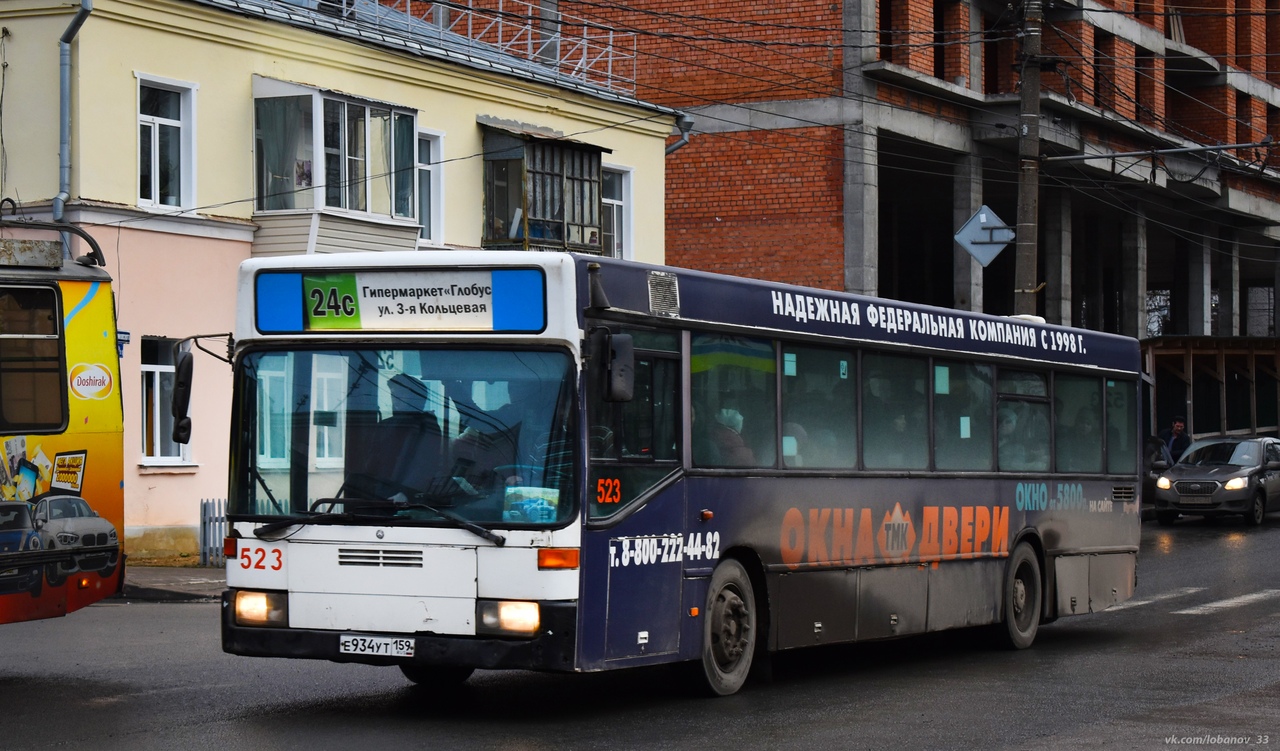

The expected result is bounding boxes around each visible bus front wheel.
[399,664,474,689]
[699,559,756,696]
[1000,542,1042,650]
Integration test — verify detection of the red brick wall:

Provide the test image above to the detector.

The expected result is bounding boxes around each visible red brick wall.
[560,0,844,108]
[1109,37,1138,120]
[886,0,935,74]
[940,2,971,85]
[1168,85,1234,143]
[1136,50,1166,127]
[665,127,845,290]
[1235,0,1265,74]
[1135,0,1166,33]
[1180,0,1235,67]
[1045,21,1095,104]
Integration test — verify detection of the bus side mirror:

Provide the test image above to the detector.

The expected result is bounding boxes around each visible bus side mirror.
[606,334,634,402]
[591,330,634,402]
[172,348,193,444]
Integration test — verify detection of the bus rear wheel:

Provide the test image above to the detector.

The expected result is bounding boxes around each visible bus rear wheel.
[699,559,756,696]
[399,664,474,689]
[1000,542,1042,650]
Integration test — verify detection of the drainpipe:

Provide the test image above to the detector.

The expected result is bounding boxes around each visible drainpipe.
[665,112,695,155]
[55,0,92,256]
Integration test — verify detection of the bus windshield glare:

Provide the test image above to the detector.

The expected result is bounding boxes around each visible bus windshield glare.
[231,348,575,527]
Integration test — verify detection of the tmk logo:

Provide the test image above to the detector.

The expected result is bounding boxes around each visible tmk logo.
[69,363,113,400]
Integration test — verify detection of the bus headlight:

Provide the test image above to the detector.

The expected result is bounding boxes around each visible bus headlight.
[1223,477,1247,491]
[234,590,288,627]
[1156,477,1171,490]
[477,600,540,637]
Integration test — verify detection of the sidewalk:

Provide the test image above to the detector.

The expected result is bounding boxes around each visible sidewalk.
[120,564,226,603]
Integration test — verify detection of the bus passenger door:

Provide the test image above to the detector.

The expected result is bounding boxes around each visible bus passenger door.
[601,496,685,660]
[585,329,685,662]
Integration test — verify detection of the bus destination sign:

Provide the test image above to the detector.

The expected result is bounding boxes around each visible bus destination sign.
[255,268,546,334]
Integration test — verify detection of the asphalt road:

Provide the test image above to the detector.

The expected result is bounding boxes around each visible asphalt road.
[1,515,1277,751]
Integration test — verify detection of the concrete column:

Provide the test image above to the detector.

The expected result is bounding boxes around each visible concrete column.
[843,0,878,296]
[1187,223,1213,335]
[1043,189,1072,326]
[1215,229,1240,336]
[952,153,983,311]
[844,127,878,295]
[1121,206,1148,338]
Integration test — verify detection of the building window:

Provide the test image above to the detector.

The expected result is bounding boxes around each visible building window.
[138,79,194,209]
[602,168,628,259]
[254,84,415,219]
[141,338,188,463]
[417,132,443,244]
[482,127,604,252]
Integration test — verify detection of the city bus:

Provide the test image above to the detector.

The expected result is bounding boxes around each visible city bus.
[0,220,124,625]
[201,250,1141,695]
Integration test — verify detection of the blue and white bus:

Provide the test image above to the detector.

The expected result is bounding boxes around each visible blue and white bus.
[201,250,1141,695]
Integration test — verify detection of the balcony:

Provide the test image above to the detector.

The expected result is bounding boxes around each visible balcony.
[219,0,637,96]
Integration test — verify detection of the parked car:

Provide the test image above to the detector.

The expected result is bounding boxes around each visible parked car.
[31,494,119,585]
[0,501,43,596]
[1152,436,1280,526]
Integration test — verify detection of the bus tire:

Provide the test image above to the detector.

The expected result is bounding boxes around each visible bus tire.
[1000,542,1041,650]
[699,558,756,696]
[399,664,474,688]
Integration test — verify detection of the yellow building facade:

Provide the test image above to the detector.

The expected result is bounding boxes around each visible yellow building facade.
[0,0,676,559]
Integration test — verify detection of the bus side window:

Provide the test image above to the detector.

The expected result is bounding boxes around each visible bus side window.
[1055,374,1103,473]
[782,345,856,468]
[862,352,928,470]
[997,369,1050,473]
[1105,379,1137,474]
[691,333,776,468]
[588,339,681,519]
[933,361,994,471]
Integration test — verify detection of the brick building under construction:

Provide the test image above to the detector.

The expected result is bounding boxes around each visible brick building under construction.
[570,0,1280,438]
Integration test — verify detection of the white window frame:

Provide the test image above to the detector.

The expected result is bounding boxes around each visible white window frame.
[136,74,197,211]
[602,164,632,260]
[141,339,191,465]
[416,128,445,246]
[252,77,416,221]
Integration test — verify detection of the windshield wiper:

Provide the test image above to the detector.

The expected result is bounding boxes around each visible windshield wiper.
[302,496,507,547]
[395,501,506,547]
[253,511,357,537]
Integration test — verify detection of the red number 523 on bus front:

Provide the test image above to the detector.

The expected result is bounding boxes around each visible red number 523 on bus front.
[227,541,288,589]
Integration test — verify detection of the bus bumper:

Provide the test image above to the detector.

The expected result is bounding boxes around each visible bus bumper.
[221,591,577,672]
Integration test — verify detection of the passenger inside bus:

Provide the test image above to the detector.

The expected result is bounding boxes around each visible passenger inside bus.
[711,402,756,466]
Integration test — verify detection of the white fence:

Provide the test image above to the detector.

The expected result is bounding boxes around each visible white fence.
[200,499,227,567]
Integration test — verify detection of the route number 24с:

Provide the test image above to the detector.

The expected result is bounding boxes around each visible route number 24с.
[239,546,283,571]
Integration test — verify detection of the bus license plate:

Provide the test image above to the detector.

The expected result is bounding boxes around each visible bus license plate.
[339,635,415,657]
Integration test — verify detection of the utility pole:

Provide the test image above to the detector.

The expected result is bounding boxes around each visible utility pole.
[1015,0,1043,316]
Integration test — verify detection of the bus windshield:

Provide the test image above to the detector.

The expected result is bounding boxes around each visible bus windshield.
[231,347,576,527]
